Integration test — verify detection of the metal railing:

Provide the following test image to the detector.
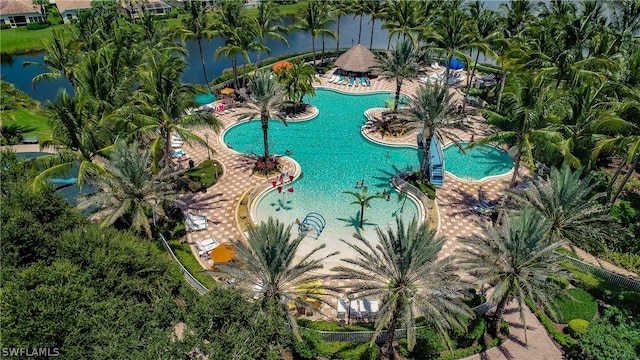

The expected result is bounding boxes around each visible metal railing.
[392,172,430,215]
[158,233,209,295]
[294,302,491,343]
[558,253,640,292]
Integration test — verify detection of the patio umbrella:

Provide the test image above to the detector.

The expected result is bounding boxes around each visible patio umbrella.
[209,243,236,263]
[220,88,234,95]
[334,44,376,73]
[447,58,465,70]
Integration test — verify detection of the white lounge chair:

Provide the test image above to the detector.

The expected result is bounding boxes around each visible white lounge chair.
[196,237,218,253]
[328,75,339,83]
[186,212,208,232]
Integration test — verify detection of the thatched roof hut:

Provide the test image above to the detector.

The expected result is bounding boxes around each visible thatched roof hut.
[334,44,376,73]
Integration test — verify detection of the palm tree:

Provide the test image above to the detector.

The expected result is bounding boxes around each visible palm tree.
[364,0,387,50]
[221,217,337,341]
[77,140,181,239]
[24,28,79,88]
[372,39,421,114]
[177,0,215,92]
[296,0,334,66]
[212,0,248,89]
[478,73,566,186]
[236,71,289,163]
[253,0,289,71]
[382,0,422,46]
[342,185,384,229]
[232,26,260,89]
[425,9,475,85]
[351,0,366,44]
[332,218,473,358]
[131,49,221,173]
[331,0,349,54]
[31,91,114,189]
[397,82,455,181]
[276,60,318,105]
[509,164,621,253]
[457,208,572,338]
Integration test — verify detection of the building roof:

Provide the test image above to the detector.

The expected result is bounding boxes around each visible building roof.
[334,44,376,73]
[55,0,93,14]
[0,0,41,15]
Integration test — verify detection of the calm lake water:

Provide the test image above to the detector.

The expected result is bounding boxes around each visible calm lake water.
[1,14,391,103]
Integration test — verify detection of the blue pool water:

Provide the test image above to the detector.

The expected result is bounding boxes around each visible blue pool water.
[224,89,421,241]
[443,142,513,181]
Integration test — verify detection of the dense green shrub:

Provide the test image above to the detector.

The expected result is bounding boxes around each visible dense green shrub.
[568,266,640,316]
[576,306,640,360]
[294,330,322,360]
[297,319,374,332]
[1,24,11,30]
[609,199,640,254]
[26,21,50,30]
[405,172,437,199]
[525,297,579,355]
[450,316,486,349]
[601,252,640,274]
[568,319,589,335]
[556,288,598,323]
[407,327,446,359]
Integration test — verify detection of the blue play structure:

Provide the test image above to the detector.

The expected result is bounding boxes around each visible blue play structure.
[426,135,444,186]
[50,177,77,186]
[298,213,326,238]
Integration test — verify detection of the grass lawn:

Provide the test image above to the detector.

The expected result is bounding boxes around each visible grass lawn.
[0,25,73,54]
[168,239,217,289]
[3,108,52,140]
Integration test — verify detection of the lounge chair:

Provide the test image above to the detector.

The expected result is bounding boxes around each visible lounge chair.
[329,74,339,83]
[348,77,355,86]
[353,77,359,87]
[195,237,219,256]
[472,200,493,215]
[337,76,346,85]
[185,212,208,232]
[360,77,368,86]
[365,78,371,86]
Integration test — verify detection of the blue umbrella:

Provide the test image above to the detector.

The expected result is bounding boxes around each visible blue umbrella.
[447,58,464,70]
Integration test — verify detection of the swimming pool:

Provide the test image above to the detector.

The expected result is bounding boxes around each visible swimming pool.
[223,89,421,246]
[443,142,513,181]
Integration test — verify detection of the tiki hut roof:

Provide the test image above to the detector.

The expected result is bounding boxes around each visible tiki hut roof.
[334,44,376,73]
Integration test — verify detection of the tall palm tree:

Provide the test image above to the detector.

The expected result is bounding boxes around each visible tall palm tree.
[331,0,349,54]
[342,186,383,229]
[457,208,572,338]
[509,164,621,253]
[77,140,181,239]
[24,28,79,88]
[276,60,318,105]
[425,9,475,84]
[383,0,422,47]
[397,82,455,181]
[253,0,289,71]
[296,0,334,66]
[212,0,248,89]
[232,26,260,89]
[177,0,215,92]
[221,217,338,341]
[131,49,221,173]
[31,91,114,190]
[363,0,386,50]
[372,39,421,114]
[236,71,289,162]
[351,0,366,45]
[478,73,566,186]
[332,218,473,358]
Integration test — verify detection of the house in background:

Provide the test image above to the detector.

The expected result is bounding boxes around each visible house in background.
[124,0,171,20]
[0,0,43,28]
[55,0,93,24]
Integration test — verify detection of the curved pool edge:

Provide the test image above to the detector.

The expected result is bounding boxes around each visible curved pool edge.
[441,141,514,183]
[315,86,392,97]
[247,157,302,225]
[360,108,418,148]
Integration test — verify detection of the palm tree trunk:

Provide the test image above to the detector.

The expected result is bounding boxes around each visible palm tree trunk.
[336,15,341,55]
[256,49,262,73]
[510,150,521,187]
[232,55,239,89]
[359,203,365,228]
[261,117,270,159]
[164,130,173,172]
[382,312,399,358]
[242,57,248,90]
[358,14,363,44]
[462,51,481,113]
[370,18,376,50]
[611,155,638,204]
[393,79,402,113]
[322,34,326,62]
[311,34,316,66]
[606,158,626,197]
[496,69,507,112]
[490,296,510,337]
[197,38,212,92]
[387,35,391,51]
